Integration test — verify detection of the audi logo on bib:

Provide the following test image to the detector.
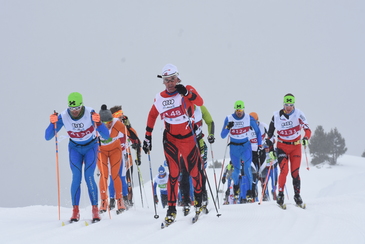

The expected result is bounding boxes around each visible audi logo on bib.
[162,99,174,106]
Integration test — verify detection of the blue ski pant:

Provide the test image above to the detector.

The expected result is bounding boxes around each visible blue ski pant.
[68,140,99,206]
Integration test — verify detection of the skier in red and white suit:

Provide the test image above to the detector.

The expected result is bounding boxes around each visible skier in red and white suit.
[143,64,204,224]
[267,93,311,206]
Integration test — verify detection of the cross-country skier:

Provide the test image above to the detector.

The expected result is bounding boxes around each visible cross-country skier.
[45,92,109,222]
[222,161,234,204]
[258,143,278,201]
[153,165,169,208]
[97,105,140,214]
[108,105,141,209]
[220,100,263,203]
[248,112,270,200]
[267,93,311,206]
[143,64,204,225]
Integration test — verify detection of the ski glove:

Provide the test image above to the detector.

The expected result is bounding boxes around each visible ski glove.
[226,121,234,130]
[302,137,308,146]
[175,84,189,96]
[207,134,215,144]
[154,195,159,204]
[143,135,152,154]
[50,113,58,124]
[222,177,226,184]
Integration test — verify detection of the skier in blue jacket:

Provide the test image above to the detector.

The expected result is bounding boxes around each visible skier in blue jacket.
[221,100,263,203]
[45,92,110,222]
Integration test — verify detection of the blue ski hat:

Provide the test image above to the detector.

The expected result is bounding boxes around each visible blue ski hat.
[158,165,165,174]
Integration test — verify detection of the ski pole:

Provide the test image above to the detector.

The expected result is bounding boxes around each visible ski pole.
[216,136,230,206]
[258,163,272,205]
[147,151,159,219]
[209,143,220,209]
[304,145,310,170]
[135,161,144,208]
[53,111,61,220]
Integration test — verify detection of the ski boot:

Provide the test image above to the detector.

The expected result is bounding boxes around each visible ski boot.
[164,206,177,226]
[183,202,190,216]
[92,205,101,222]
[201,190,208,213]
[70,205,80,222]
[246,190,255,203]
[99,199,108,213]
[109,198,115,210]
[294,194,306,208]
[277,191,286,209]
[116,198,126,214]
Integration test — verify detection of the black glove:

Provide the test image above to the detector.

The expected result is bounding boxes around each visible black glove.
[175,84,188,96]
[302,137,309,146]
[143,135,152,154]
[154,195,159,204]
[226,121,234,129]
[207,134,215,144]
[222,177,226,184]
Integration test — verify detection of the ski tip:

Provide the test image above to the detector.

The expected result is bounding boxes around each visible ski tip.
[61,221,65,226]
[161,223,164,229]
[85,221,89,226]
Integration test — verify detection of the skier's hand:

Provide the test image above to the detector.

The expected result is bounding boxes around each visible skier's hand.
[226,121,234,130]
[175,84,188,96]
[143,135,152,154]
[92,113,101,123]
[302,137,308,146]
[207,134,215,144]
[154,195,159,204]
[222,177,226,184]
[50,113,58,124]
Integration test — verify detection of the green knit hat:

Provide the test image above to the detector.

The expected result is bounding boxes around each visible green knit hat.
[283,93,295,104]
[234,100,245,110]
[68,92,83,107]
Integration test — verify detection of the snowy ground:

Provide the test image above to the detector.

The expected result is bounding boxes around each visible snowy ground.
[1,154,365,244]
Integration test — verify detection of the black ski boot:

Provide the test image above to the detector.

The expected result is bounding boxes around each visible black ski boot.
[294,194,303,205]
[165,206,177,226]
[183,202,190,216]
[277,191,284,205]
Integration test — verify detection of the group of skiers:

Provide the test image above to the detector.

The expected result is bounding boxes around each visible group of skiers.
[45,63,311,225]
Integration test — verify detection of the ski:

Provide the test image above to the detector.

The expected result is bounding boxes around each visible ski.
[192,213,200,223]
[296,203,306,209]
[277,204,287,210]
[161,219,175,229]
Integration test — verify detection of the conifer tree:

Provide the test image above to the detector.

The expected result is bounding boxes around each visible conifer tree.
[327,128,347,165]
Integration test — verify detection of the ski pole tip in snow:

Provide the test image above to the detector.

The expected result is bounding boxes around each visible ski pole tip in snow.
[154,214,159,219]
[216,213,221,217]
